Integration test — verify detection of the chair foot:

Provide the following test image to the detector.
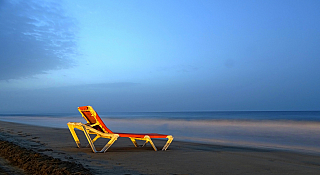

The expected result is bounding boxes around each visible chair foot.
[162,135,174,151]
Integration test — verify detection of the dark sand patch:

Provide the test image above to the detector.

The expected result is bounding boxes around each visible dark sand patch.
[0,156,25,175]
[0,140,92,175]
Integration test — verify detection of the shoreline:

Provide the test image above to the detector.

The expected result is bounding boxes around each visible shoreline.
[1,121,320,174]
[1,116,320,155]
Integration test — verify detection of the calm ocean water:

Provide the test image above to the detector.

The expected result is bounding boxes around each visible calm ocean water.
[100,111,320,121]
[1,111,320,121]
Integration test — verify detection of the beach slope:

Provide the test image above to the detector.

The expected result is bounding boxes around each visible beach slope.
[1,121,320,174]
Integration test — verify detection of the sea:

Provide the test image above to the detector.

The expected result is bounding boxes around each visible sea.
[1,111,320,154]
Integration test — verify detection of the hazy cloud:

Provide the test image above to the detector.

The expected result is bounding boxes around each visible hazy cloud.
[63,82,139,90]
[156,64,199,73]
[0,0,79,80]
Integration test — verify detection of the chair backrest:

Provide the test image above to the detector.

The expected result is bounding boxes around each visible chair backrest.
[78,106,113,133]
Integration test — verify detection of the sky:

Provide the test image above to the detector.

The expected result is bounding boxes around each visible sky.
[0,0,320,113]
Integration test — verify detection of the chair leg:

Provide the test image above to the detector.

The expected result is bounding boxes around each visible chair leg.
[87,135,100,148]
[145,136,157,151]
[130,138,139,147]
[67,123,81,148]
[142,140,148,147]
[101,135,118,153]
[162,135,174,151]
[82,125,97,153]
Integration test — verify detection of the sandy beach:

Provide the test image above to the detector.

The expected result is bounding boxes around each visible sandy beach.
[1,121,320,175]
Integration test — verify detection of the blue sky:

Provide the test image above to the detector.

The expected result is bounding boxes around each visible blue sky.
[0,0,319,113]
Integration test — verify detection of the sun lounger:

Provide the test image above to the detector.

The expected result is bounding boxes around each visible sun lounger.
[67,106,174,153]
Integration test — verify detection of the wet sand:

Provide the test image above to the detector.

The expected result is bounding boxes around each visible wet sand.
[1,121,320,174]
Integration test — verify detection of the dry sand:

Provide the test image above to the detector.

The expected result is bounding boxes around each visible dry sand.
[1,121,320,175]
